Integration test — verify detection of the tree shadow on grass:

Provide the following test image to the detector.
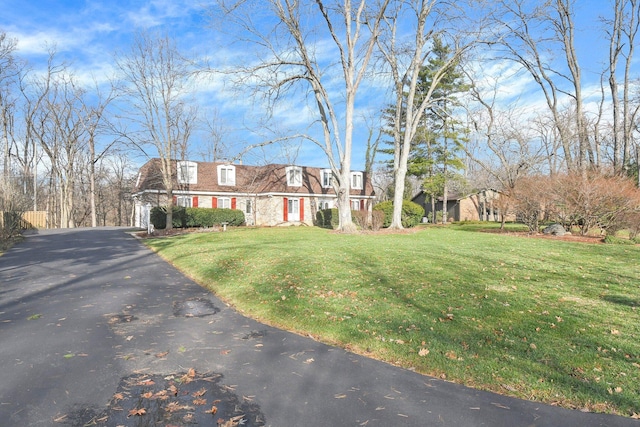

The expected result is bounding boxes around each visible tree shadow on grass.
[602,294,640,308]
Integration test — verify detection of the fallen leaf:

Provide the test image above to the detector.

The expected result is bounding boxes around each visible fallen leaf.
[112,393,124,401]
[166,402,192,413]
[418,348,430,357]
[208,405,218,415]
[128,408,146,417]
[155,351,169,358]
[193,398,207,405]
[141,391,154,399]
[193,388,207,397]
[168,385,178,396]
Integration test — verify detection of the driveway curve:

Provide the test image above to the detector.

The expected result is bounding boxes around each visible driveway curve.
[0,228,637,426]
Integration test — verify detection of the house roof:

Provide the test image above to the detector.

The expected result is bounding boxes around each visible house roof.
[411,188,503,203]
[133,159,375,197]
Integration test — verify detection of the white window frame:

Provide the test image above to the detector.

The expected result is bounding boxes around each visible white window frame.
[318,199,331,210]
[286,166,302,187]
[351,200,361,211]
[176,196,192,207]
[217,164,236,186]
[287,198,300,221]
[321,169,333,188]
[177,161,197,185]
[351,172,363,190]
[245,199,252,214]
[218,197,231,209]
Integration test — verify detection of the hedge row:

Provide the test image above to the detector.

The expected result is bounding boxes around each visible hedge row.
[150,206,244,229]
[315,200,424,229]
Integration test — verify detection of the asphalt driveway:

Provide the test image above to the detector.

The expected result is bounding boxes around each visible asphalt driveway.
[0,228,637,426]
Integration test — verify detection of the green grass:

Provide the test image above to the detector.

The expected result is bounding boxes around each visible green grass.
[145,226,640,417]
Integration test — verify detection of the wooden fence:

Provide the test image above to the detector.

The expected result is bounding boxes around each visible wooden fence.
[0,211,48,230]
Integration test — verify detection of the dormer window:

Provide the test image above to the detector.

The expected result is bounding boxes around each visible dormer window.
[321,169,333,188]
[218,164,236,186]
[177,161,197,185]
[351,171,363,190]
[286,166,302,187]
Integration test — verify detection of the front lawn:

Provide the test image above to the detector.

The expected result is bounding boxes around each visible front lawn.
[145,226,640,417]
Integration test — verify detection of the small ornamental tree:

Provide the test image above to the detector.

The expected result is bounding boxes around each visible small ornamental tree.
[549,173,640,236]
[510,173,640,236]
[510,176,551,233]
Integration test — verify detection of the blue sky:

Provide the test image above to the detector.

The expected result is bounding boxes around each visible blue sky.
[0,0,630,171]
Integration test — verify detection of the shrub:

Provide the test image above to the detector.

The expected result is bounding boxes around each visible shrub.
[151,206,244,229]
[603,235,636,245]
[185,207,244,227]
[373,200,425,228]
[150,206,187,229]
[316,208,339,229]
[352,210,369,229]
[371,210,384,231]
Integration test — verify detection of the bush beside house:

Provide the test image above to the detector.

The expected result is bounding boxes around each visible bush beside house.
[151,206,244,229]
[373,200,425,228]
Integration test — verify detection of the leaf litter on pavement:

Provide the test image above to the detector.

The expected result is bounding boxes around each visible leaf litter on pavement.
[56,369,266,426]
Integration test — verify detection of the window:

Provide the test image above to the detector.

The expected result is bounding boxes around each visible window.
[351,172,363,190]
[177,161,197,185]
[217,164,236,185]
[286,166,302,187]
[288,198,299,214]
[176,196,192,207]
[218,197,231,209]
[245,200,252,214]
[351,200,360,210]
[321,169,333,188]
[318,200,331,210]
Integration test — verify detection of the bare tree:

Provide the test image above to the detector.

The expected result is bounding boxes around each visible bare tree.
[81,81,116,227]
[214,0,390,232]
[491,0,588,172]
[0,32,20,212]
[115,32,197,230]
[198,108,229,162]
[605,0,640,175]
[375,0,479,229]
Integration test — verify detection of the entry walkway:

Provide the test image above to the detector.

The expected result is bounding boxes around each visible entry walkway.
[0,228,636,426]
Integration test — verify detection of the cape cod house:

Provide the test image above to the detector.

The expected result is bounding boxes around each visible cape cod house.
[132,159,375,227]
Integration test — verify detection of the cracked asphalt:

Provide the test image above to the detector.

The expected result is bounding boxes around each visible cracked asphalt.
[0,227,637,426]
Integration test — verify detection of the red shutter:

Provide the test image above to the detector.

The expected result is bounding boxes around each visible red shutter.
[360,199,365,211]
[283,197,288,221]
[299,197,304,221]
[231,197,237,209]
[193,196,198,208]
[212,197,217,208]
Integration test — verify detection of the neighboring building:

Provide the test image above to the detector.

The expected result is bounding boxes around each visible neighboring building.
[412,189,513,222]
[132,159,375,227]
